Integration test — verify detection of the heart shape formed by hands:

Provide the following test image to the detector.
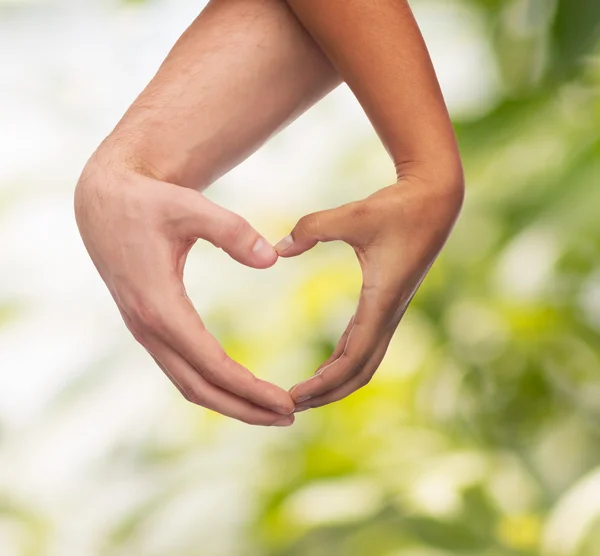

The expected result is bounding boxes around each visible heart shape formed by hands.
[76,159,463,428]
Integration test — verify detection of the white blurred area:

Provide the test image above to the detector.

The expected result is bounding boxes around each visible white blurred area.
[0,0,501,553]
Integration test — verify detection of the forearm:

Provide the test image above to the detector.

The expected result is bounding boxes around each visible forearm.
[94,0,340,189]
[285,0,463,187]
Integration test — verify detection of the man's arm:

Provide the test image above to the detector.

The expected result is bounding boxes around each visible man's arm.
[75,0,340,426]
[105,0,341,189]
[275,0,465,409]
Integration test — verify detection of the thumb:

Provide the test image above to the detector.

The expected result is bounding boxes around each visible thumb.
[274,205,352,258]
[181,194,277,269]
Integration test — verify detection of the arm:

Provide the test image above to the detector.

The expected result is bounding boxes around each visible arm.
[283,0,463,183]
[75,0,341,426]
[275,0,465,409]
[103,0,341,189]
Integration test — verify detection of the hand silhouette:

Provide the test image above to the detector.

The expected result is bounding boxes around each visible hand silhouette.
[75,154,295,426]
[276,177,464,411]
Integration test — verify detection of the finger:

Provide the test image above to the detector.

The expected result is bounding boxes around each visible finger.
[290,315,354,404]
[147,341,294,427]
[289,281,395,403]
[274,203,358,258]
[175,189,277,269]
[136,278,296,416]
[313,315,355,374]
[294,335,391,412]
[126,304,285,423]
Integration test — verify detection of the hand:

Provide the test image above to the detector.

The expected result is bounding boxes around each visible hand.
[275,176,464,411]
[74,151,295,426]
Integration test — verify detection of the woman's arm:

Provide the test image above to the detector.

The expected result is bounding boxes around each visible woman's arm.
[284,0,463,184]
[277,0,465,410]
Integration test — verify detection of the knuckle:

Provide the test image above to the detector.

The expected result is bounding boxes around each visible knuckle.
[339,350,353,364]
[297,213,319,237]
[198,365,218,384]
[239,415,260,426]
[350,201,371,221]
[341,350,369,376]
[128,323,148,345]
[357,373,373,389]
[131,299,166,336]
[312,372,327,388]
[222,216,249,245]
[181,384,204,406]
[200,350,230,384]
[178,384,190,402]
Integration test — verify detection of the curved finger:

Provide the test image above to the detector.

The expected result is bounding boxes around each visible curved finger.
[147,338,294,427]
[313,315,355,374]
[136,279,295,416]
[174,188,278,269]
[289,315,355,403]
[289,281,395,403]
[295,335,391,411]
[275,203,358,258]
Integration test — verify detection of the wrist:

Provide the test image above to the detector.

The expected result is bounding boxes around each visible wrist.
[394,158,465,221]
[94,128,181,184]
[88,121,209,189]
[395,154,464,199]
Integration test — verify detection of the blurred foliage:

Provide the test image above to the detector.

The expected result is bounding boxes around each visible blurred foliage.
[1,0,599,554]
[84,0,600,554]
[237,1,600,555]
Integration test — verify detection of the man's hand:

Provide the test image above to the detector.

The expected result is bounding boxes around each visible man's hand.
[74,152,295,426]
[72,0,339,426]
[276,174,464,411]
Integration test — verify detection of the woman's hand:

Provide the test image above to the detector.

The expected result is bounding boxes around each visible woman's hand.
[74,151,295,426]
[276,174,464,411]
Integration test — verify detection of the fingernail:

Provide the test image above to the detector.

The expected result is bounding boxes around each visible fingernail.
[252,237,271,253]
[275,404,295,416]
[273,416,293,427]
[294,406,311,413]
[274,235,293,254]
[252,237,275,258]
[295,395,311,404]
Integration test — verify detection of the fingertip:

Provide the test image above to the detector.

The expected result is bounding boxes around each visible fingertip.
[275,235,317,258]
[274,398,296,416]
[272,414,294,427]
[289,384,310,405]
[274,234,293,255]
[250,237,278,268]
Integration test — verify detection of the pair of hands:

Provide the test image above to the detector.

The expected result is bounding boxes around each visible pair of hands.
[74,152,464,427]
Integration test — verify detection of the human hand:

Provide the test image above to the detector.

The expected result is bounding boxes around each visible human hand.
[74,152,295,426]
[275,176,464,411]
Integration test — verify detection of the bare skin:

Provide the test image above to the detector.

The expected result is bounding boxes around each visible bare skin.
[276,0,465,410]
[74,0,464,424]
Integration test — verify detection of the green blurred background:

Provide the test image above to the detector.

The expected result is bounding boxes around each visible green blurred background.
[0,0,599,554]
